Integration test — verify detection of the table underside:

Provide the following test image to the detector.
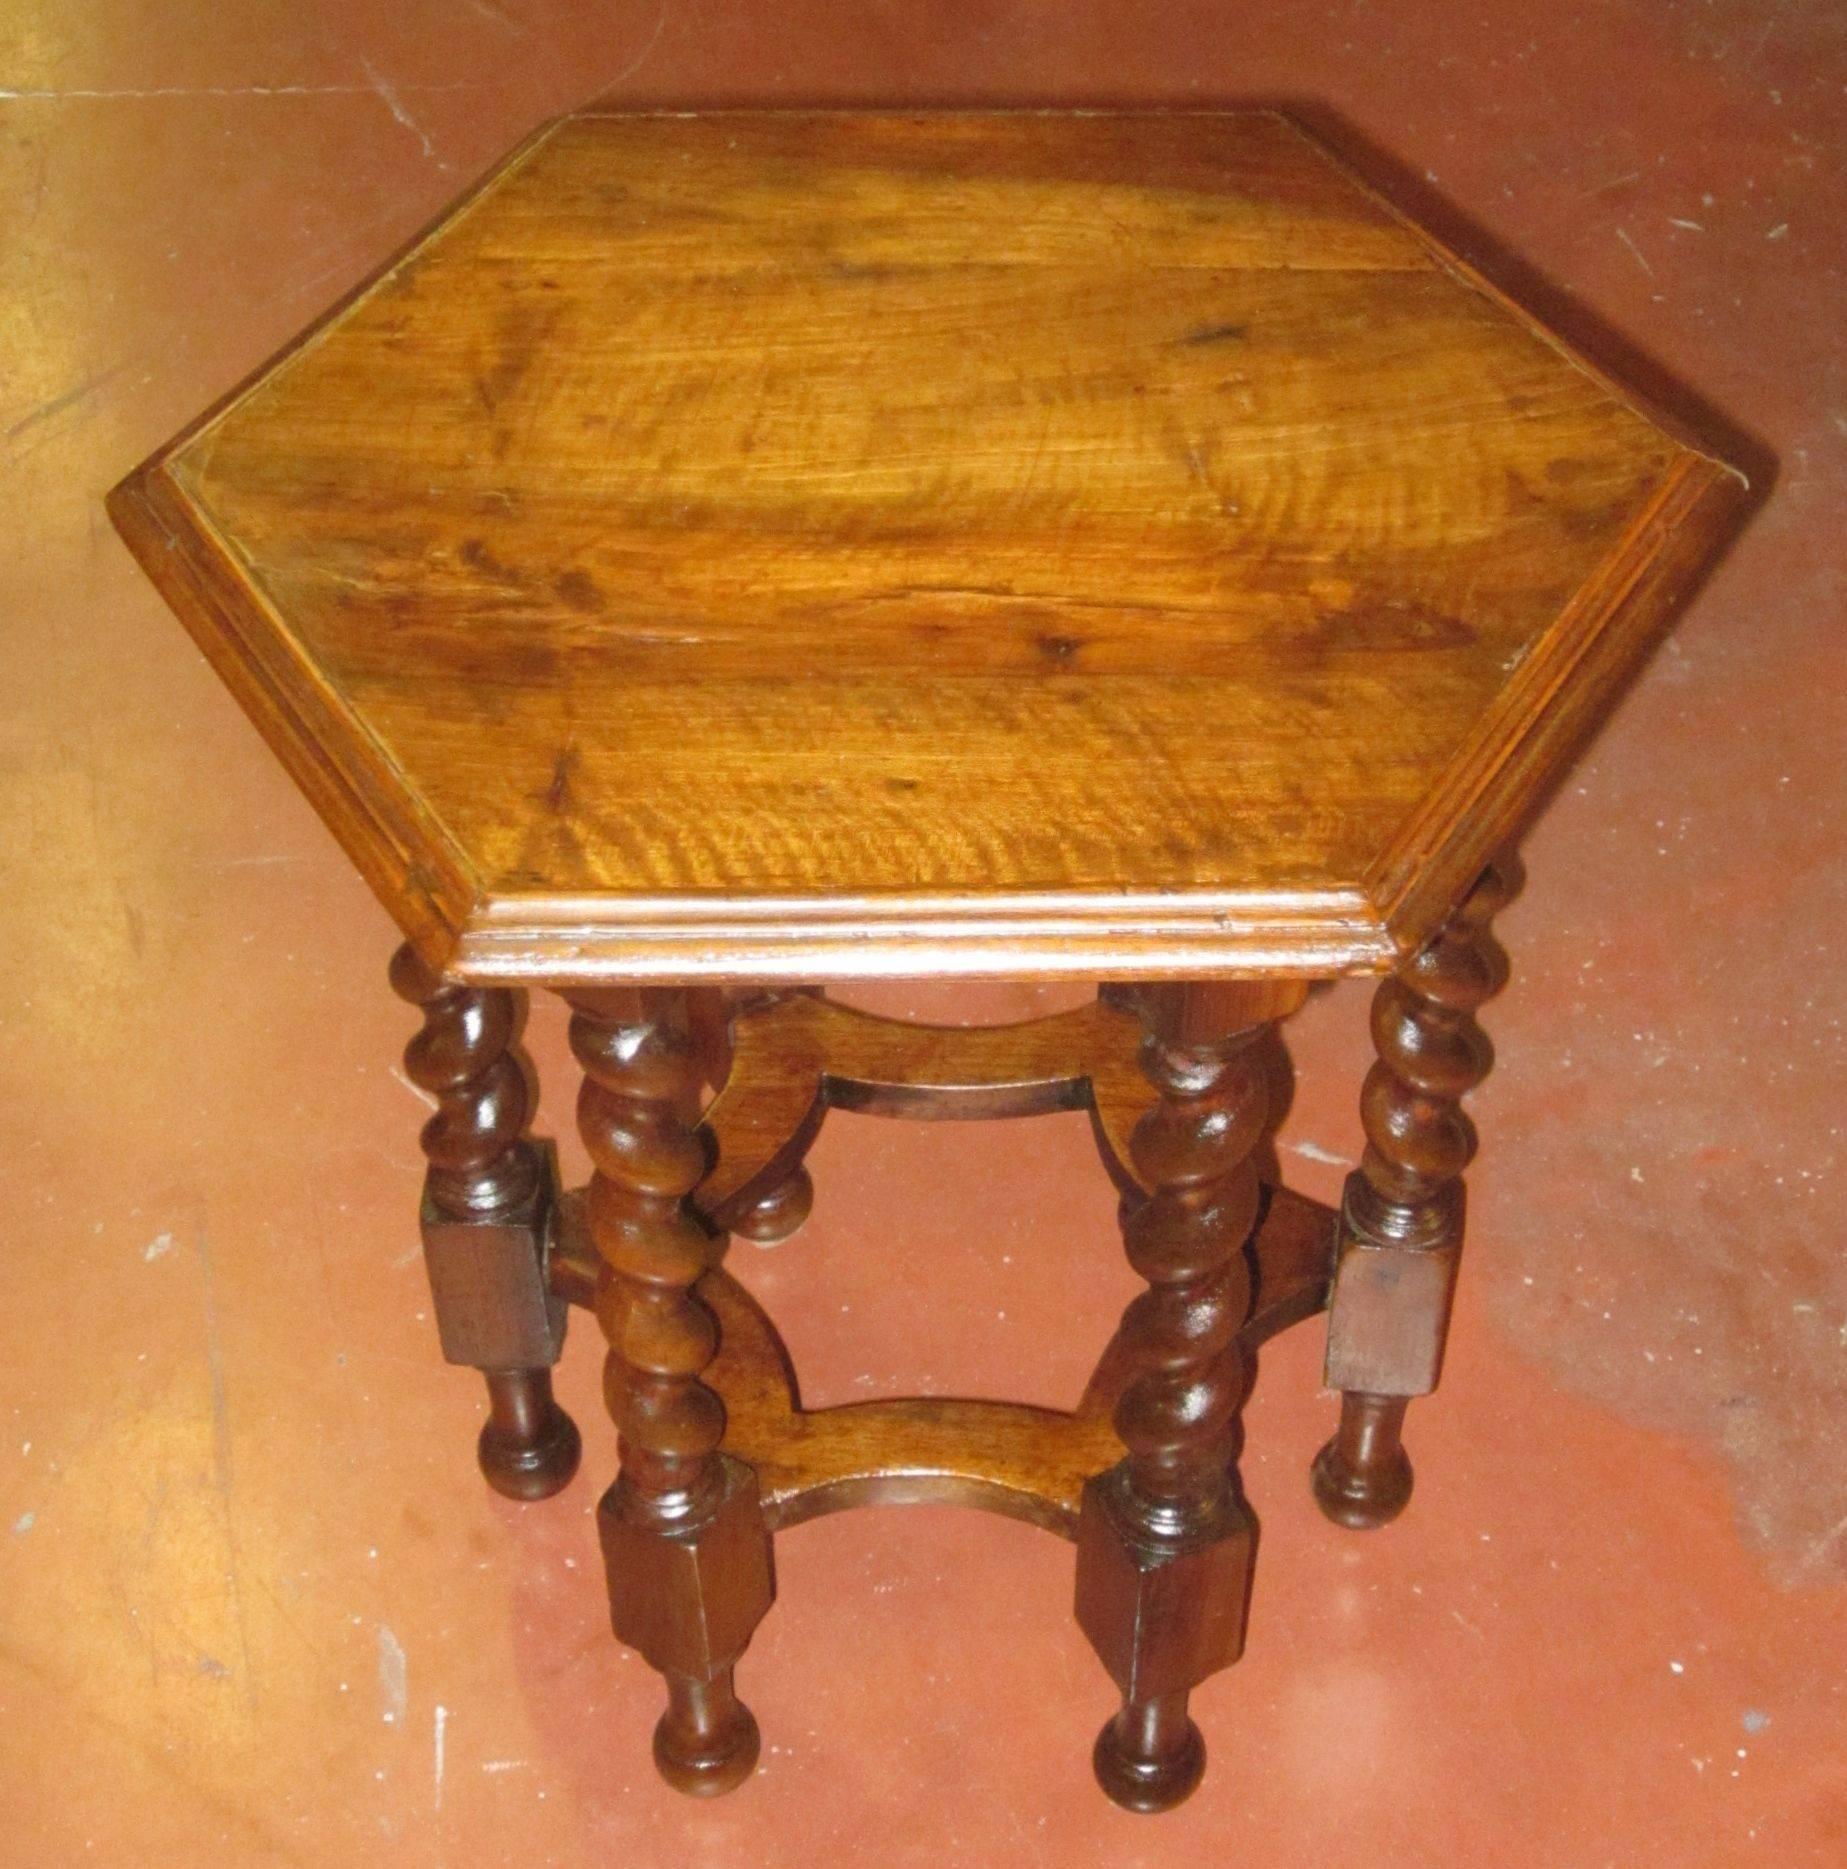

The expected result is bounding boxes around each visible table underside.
[546,990,1337,1537]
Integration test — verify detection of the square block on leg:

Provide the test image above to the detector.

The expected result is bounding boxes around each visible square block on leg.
[421,1140,566,1370]
[1074,1468,1254,1703]
[1323,1233,1460,1396]
[598,1458,775,1681]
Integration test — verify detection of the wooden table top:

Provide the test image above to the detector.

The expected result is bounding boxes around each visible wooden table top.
[110,110,1746,984]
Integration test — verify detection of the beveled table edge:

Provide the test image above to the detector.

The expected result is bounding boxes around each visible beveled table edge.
[104,103,1759,990]
[448,898,1399,986]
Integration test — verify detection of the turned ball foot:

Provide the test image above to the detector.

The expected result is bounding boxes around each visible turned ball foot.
[1311,1392,1413,1529]
[1092,1695,1206,1814]
[653,1672,762,1797]
[733,1167,814,1246]
[477,1369,582,1501]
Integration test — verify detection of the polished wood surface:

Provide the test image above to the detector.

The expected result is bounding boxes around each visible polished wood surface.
[545,1179,1337,1538]
[565,986,774,1796]
[1315,855,1519,1527]
[387,942,579,1499]
[108,109,1745,984]
[102,105,1753,1818]
[690,985,1310,1236]
[534,990,1337,1809]
[1075,987,1276,1810]
[692,990,1152,1229]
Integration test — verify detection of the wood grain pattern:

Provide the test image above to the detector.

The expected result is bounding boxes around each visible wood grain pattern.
[107,110,1747,984]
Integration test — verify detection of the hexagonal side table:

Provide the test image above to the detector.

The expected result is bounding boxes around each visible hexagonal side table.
[108,109,1748,1811]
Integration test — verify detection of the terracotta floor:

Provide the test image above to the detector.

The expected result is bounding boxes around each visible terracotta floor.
[2,2,1842,1864]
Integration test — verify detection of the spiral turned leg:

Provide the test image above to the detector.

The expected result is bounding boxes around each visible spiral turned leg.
[1075,981,1293,1814]
[390,944,579,1500]
[1313,856,1520,1529]
[565,987,775,1797]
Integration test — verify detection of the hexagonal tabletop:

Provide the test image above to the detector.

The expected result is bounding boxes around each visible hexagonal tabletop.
[110,110,1745,984]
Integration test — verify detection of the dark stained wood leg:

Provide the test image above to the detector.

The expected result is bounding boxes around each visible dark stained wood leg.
[390,943,579,1500]
[731,1166,814,1245]
[1076,980,1300,1814]
[1311,1393,1413,1529]
[697,988,821,1245]
[478,1368,581,1501]
[1313,856,1520,1528]
[565,986,775,1798]
[1095,1692,1202,1812]
[655,1666,755,1790]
